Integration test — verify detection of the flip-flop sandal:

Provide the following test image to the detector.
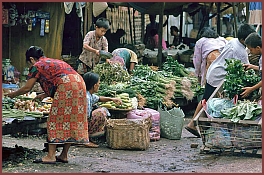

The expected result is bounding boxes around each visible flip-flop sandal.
[33,158,56,164]
[55,156,68,163]
[185,126,201,138]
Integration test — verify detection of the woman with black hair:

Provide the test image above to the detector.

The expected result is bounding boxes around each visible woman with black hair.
[170,26,180,48]
[6,46,95,164]
[83,72,122,138]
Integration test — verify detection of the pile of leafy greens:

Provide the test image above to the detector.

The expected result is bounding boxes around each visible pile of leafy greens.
[223,58,261,100]
[221,100,262,122]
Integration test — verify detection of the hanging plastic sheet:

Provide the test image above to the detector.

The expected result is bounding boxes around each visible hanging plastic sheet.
[248,2,262,25]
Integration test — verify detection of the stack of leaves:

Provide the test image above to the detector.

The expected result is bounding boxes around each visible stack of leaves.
[221,100,262,122]
[157,70,198,100]
[131,65,177,109]
[93,63,131,85]
[97,82,136,98]
[224,59,261,99]
[162,56,190,77]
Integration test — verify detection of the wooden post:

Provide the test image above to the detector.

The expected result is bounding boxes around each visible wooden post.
[246,2,249,23]
[232,3,237,37]
[157,2,165,67]
[128,6,133,45]
[141,13,145,43]
[217,2,221,35]
[83,2,88,36]
[179,11,183,43]
[9,26,11,59]
[87,2,93,34]
[133,9,136,44]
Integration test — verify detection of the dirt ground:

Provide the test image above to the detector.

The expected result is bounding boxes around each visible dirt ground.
[2,116,262,173]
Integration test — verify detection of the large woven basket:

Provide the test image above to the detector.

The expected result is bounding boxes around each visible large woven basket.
[106,118,151,150]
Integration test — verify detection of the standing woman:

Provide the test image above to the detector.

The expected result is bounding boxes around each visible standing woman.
[6,46,90,164]
[192,27,228,87]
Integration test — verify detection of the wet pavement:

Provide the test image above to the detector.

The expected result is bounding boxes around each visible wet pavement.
[2,118,262,173]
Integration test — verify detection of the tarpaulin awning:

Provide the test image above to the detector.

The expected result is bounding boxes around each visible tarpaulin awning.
[248,2,262,25]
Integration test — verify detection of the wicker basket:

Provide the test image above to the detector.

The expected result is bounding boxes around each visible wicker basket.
[198,117,262,150]
[179,54,192,63]
[106,118,151,150]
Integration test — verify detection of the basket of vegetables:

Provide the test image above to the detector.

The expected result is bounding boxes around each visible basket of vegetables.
[194,80,262,153]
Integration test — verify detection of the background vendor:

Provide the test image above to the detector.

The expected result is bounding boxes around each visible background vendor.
[106,47,138,74]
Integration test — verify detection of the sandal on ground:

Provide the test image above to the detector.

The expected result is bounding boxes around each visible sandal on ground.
[185,126,201,138]
[83,142,99,148]
[33,158,56,164]
[74,142,99,148]
[55,156,68,163]
[89,131,105,138]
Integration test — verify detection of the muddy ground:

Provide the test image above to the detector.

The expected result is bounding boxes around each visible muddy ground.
[2,116,262,173]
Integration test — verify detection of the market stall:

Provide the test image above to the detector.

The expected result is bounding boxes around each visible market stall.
[142,43,193,66]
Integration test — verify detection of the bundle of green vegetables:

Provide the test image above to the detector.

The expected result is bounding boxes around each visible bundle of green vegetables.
[224,58,261,99]
[2,108,43,118]
[162,56,190,77]
[93,63,131,85]
[131,64,198,109]
[94,59,201,109]
[97,82,136,98]
[221,100,262,122]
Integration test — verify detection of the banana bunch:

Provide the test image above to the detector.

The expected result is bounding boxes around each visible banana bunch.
[100,93,133,110]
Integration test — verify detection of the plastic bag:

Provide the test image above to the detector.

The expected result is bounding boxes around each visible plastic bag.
[202,98,235,118]
[158,105,185,140]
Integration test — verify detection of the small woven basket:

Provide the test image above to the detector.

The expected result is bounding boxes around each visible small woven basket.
[106,118,151,150]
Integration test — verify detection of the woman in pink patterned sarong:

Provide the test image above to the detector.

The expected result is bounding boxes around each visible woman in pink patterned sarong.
[6,46,95,164]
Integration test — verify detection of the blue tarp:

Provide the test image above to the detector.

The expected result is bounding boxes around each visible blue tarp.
[249,2,262,10]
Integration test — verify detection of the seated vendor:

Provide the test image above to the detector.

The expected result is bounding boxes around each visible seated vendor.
[170,26,180,48]
[148,29,167,50]
[106,48,138,74]
[83,72,122,141]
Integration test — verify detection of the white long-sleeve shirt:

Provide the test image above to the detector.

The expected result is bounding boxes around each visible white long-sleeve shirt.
[206,38,249,87]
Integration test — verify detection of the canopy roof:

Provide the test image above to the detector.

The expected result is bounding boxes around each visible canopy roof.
[108,2,243,16]
[108,2,203,16]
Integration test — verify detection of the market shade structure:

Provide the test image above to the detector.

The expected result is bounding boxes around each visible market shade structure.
[115,2,204,66]
[108,2,203,16]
